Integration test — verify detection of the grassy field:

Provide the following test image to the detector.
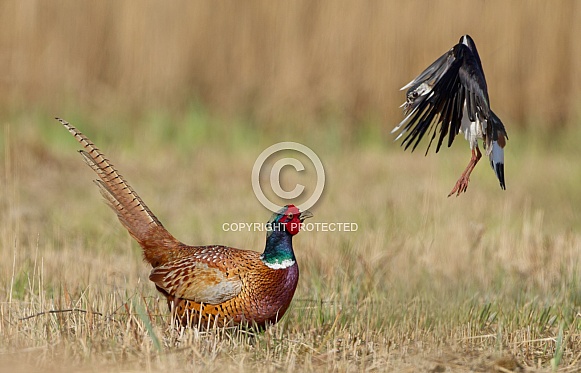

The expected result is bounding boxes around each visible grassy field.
[0,112,580,372]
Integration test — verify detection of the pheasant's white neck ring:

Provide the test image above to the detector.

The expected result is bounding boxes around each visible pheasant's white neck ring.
[261,257,296,269]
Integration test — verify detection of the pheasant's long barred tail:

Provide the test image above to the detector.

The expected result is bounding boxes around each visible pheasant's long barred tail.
[56,118,163,243]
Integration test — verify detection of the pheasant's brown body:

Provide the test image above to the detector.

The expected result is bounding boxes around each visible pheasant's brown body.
[149,244,299,327]
[154,246,299,327]
[58,118,309,328]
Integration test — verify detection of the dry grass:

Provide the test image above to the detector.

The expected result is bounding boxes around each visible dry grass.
[0,114,580,372]
[1,1,581,129]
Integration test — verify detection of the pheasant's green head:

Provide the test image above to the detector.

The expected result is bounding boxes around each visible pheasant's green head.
[262,205,313,269]
[267,205,313,237]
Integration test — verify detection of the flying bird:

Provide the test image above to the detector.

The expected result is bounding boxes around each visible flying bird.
[57,118,312,328]
[392,34,508,196]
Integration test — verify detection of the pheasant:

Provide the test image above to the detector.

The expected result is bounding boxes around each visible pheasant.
[392,34,508,196]
[57,118,312,328]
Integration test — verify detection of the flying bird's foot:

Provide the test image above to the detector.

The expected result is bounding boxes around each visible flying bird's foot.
[448,176,470,197]
[447,147,481,197]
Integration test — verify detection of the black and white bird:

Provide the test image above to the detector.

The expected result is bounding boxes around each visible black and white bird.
[392,34,508,196]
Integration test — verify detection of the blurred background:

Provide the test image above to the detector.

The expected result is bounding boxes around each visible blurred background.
[1,0,580,133]
[3,0,581,259]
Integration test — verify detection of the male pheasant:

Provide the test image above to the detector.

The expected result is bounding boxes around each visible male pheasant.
[392,34,508,196]
[57,118,312,328]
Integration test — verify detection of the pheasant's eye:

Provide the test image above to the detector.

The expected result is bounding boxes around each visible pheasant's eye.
[286,213,294,220]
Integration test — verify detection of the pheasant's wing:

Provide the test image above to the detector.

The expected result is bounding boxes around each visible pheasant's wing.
[393,44,490,155]
[149,256,243,304]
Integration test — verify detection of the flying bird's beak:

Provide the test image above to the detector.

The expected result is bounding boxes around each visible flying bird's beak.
[299,210,313,222]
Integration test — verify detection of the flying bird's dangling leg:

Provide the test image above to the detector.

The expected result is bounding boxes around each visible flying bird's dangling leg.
[448,146,482,197]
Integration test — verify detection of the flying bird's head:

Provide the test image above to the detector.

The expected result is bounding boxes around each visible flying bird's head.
[459,35,476,49]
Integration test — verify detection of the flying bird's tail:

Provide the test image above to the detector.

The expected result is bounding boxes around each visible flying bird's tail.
[489,140,505,190]
[487,111,508,190]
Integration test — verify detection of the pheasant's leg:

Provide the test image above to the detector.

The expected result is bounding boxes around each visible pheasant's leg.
[448,146,482,197]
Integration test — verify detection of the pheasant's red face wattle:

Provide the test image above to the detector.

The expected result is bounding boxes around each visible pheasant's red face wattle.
[284,217,302,235]
[280,205,303,235]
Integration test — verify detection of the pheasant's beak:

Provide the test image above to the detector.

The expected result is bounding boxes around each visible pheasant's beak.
[299,210,313,222]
